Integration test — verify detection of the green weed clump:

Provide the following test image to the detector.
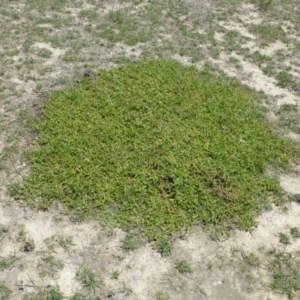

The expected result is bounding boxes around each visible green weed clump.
[11,59,299,240]
[76,266,101,291]
[176,260,193,274]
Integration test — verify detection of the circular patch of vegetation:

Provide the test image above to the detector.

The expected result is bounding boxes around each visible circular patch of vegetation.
[11,59,299,239]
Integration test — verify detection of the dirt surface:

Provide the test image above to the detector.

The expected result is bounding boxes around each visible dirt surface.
[0,0,300,299]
